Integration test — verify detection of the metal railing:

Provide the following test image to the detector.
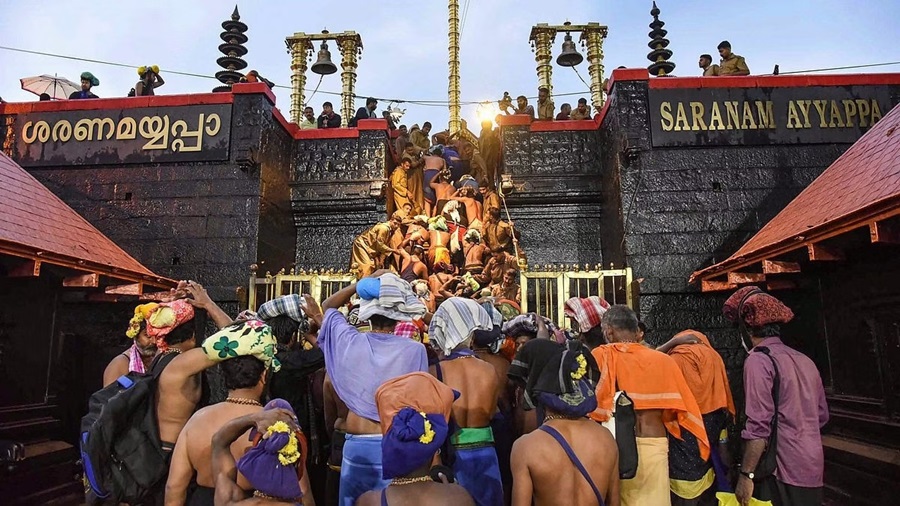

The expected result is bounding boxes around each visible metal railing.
[520,264,636,328]
[247,265,356,311]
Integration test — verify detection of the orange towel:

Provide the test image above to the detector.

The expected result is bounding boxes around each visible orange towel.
[668,330,735,417]
[590,342,710,460]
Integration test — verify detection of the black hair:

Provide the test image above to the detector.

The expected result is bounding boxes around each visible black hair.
[39,93,51,101]
[601,305,640,333]
[578,98,587,104]
[399,124,407,130]
[267,314,300,345]
[717,40,731,50]
[700,54,713,62]
[561,102,571,110]
[304,106,314,112]
[516,95,527,101]
[222,355,266,390]
[368,314,396,329]
[323,101,333,108]
[366,97,377,105]
[164,308,208,346]
[423,121,432,129]
[750,324,781,338]
[583,325,607,348]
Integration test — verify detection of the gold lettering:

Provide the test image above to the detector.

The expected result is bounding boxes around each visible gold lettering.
[139,115,171,150]
[796,100,813,128]
[855,99,870,127]
[73,118,115,141]
[708,102,725,130]
[171,114,206,153]
[741,102,757,129]
[870,100,882,124]
[689,102,707,131]
[828,100,845,128]
[205,114,221,136]
[674,103,690,131]
[659,102,674,131]
[755,101,775,129]
[842,100,857,127]
[116,117,137,140]
[786,101,802,129]
[724,101,739,130]
[52,120,72,142]
[812,100,828,127]
[22,120,51,144]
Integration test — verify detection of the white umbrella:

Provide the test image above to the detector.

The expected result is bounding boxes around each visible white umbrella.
[20,74,81,100]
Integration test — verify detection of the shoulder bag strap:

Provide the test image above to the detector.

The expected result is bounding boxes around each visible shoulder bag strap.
[538,425,606,506]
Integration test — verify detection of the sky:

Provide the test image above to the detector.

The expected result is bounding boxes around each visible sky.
[1,0,899,129]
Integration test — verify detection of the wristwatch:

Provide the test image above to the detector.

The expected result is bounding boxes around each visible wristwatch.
[740,470,755,480]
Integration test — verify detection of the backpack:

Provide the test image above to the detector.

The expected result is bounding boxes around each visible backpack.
[80,353,177,504]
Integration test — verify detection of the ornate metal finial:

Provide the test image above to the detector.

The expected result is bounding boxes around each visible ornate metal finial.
[647,1,675,77]
[213,5,249,92]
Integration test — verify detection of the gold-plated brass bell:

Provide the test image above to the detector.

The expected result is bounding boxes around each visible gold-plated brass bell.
[311,41,338,75]
[557,33,584,67]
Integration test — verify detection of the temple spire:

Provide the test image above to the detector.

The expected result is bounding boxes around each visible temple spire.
[213,5,249,92]
[647,1,675,77]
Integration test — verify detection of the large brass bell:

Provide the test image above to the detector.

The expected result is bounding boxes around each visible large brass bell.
[557,33,584,67]
[311,40,338,75]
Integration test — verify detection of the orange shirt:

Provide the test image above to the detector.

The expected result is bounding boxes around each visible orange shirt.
[668,330,735,417]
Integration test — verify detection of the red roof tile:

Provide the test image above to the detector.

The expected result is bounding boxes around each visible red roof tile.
[692,103,900,283]
[0,151,172,287]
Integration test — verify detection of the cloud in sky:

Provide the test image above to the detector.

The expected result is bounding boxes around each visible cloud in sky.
[1,0,898,129]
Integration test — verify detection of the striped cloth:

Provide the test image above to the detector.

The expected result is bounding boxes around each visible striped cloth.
[358,273,427,323]
[563,296,611,332]
[429,297,493,355]
[257,294,311,335]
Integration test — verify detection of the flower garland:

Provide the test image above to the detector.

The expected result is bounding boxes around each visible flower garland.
[126,303,159,339]
[265,421,301,466]
[571,353,587,380]
[417,412,435,444]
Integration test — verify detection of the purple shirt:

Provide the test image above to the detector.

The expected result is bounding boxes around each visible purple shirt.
[742,337,829,487]
[319,309,428,422]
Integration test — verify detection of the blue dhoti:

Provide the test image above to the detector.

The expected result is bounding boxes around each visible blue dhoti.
[452,427,503,506]
[339,434,390,506]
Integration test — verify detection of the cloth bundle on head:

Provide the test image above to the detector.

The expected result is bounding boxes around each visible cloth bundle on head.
[257,294,311,335]
[508,339,564,409]
[428,215,448,232]
[429,297,493,356]
[201,319,281,372]
[564,296,611,333]
[80,71,99,86]
[237,399,306,502]
[376,372,455,479]
[137,65,159,76]
[358,273,427,323]
[473,300,503,348]
[126,303,159,339]
[145,300,195,352]
[501,313,556,338]
[531,340,600,417]
[722,287,794,327]
[457,175,479,191]
[393,320,429,344]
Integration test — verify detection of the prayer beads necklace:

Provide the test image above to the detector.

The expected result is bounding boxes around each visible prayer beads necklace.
[225,397,262,407]
[390,475,433,486]
[543,413,582,423]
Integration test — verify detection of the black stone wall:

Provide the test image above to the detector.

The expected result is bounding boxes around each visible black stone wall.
[3,92,294,303]
[501,125,604,266]
[291,130,389,270]
[598,78,895,374]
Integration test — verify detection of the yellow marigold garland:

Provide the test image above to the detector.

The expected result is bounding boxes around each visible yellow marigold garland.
[571,353,587,380]
[417,412,435,444]
[265,421,301,466]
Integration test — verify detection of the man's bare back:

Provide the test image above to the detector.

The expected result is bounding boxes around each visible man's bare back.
[157,364,202,445]
[511,419,619,506]
[473,351,511,413]
[635,409,666,437]
[176,403,260,487]
[432,357,498,428]
[356,482,474,506]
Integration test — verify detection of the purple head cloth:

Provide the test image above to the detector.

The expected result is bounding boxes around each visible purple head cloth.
[381,407,449,479]
[236,398,303,501]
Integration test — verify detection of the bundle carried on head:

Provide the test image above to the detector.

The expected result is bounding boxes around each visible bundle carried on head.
[201,319,281,371]
[137,65,160,77]
[428,297,493,356]
[237,399,307,502]
[722,287,794,328]
[357,273,427,323]
[145,299,195,352]
[564,296,611,333]
[256,294,310,336]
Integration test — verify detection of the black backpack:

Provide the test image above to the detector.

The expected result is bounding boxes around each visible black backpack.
[80,353,177,504]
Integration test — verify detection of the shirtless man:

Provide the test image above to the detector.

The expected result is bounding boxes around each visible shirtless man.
[511,337,619,506]
[324,374,350,506]
[423,147,448,216]
[305,274,428,506]
[165,356,267,505]
[463,230,487,274]
[397,239,429,283]
[429,262,457,307]
[453,186,483,226]
[211,406,310,506]
[102,306,158,386]
[429,298,503,506]
[591,306,708,506]
[428,221,453,268]
[429,168,457,204]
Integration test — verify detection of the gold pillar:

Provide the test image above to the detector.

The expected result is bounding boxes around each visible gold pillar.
[337,35,361,128]
[582,25,608,109]
[288,39,310,123]
[448,0,461,136]
[530,25,555,92]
